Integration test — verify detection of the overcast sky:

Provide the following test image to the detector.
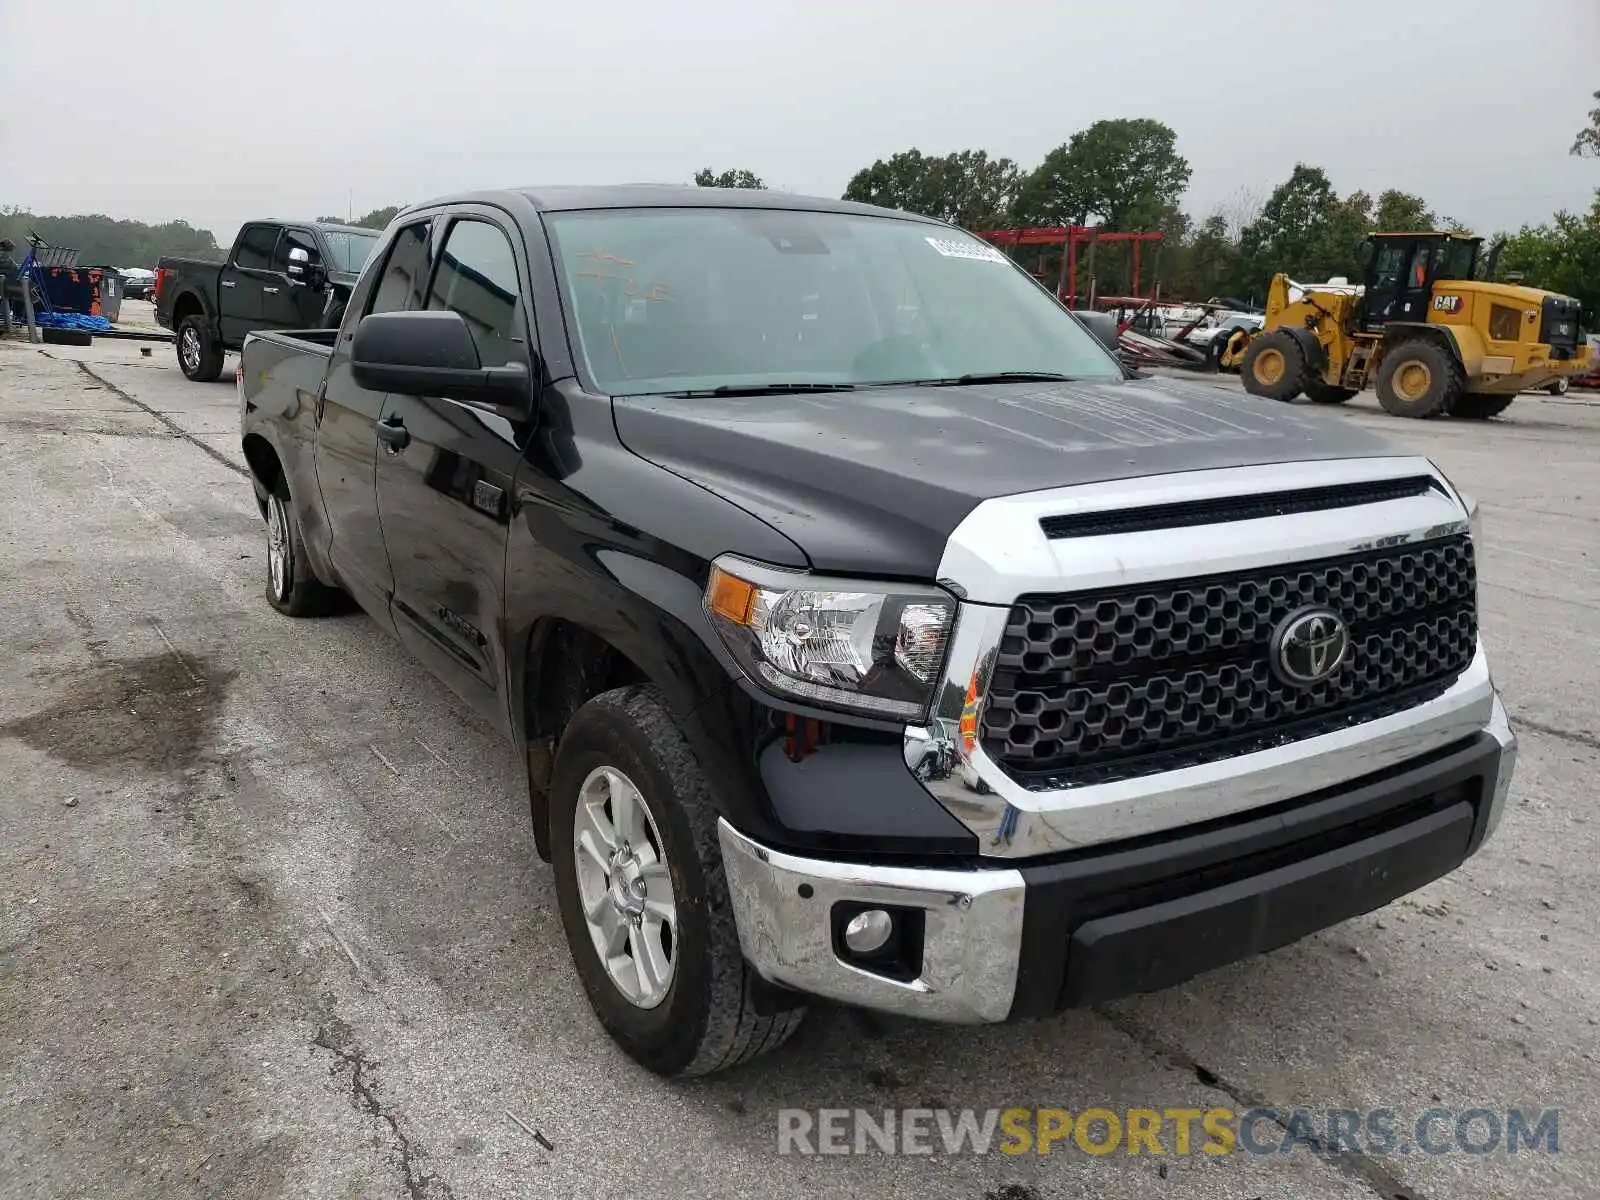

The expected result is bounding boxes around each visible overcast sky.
[2,0,1596,247]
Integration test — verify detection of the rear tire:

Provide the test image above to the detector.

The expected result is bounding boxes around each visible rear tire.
[176,314,224,382]
[1376,339,1463,418]
[264,490,341,616]
[1304,381,1359,404]
[550,685,805,1077]
[1240,330,1310,401]
[1451,394,1517,420]
[1546,377,1569,396]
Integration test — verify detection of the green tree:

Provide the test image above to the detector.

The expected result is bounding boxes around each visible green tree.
[0,206,219,268]
[322,206,404,229]
[841,149,1021,229]
[1313,189,1374,281]
[1572,89,1600,158]
[693,168,765,189]
[1237,164,1341,288]
[1016,119,1191,230]
[1373,189,1435,232]
[1498,193,1600,321]
[1173,212,1256,300]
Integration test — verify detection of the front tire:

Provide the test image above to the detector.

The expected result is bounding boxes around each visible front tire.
[175,314,224,382]
[551,686,804,1077]
[1546,377,1569,396]
[1240,330,1310,401]
[1376,339,1463,418]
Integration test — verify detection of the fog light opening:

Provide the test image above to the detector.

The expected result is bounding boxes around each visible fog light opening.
[843,908,894,955]
[831,902,926,983]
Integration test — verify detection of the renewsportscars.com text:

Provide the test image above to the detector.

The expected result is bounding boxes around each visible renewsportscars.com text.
[777,1106,1559,1158]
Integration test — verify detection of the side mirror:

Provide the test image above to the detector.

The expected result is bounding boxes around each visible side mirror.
[351,310,530,411]
[286,245,326,289]
[1072,310,1122,353]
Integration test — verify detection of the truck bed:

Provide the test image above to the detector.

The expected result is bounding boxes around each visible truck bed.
[240,330,339,422]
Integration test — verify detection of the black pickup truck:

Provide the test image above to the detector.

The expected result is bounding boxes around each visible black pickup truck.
[239,187,1516,1077]
[156,219,379,381]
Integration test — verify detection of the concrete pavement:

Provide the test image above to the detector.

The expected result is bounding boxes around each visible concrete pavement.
[1,337,1595,1199]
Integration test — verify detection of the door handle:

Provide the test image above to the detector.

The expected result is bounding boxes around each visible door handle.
[263,286,280,295]
[221,280,236,288]
[376,416,410,451]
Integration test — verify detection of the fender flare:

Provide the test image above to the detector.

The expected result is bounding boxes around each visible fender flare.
[1383,323,1484,377]
[169,284,218,333]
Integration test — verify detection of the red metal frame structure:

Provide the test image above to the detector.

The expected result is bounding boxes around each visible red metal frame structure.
[975,226,1164,309]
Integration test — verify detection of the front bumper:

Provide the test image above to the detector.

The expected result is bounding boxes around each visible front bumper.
[720,697,1514,1022]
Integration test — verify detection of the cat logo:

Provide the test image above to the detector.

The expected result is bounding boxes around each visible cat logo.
[1432,294,1462,314]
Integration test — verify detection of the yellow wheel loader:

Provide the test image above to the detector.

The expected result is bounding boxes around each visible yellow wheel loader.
[1233,232,1592,418]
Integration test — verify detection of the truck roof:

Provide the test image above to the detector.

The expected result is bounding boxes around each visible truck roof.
[398,186,944,224]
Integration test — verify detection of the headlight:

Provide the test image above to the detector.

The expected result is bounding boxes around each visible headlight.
[704,555,956,720]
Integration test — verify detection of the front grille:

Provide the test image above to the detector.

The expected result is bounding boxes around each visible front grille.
[1540,295,1582,354]
[982,535,1477,787]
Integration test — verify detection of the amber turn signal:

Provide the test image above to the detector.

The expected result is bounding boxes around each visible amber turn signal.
[706,566,756,625]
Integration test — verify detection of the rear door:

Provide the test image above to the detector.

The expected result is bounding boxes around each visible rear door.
[374,210,535,729]
[219,222,280,344]
[312,217,437,620]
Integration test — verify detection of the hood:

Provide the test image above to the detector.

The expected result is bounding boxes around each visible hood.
[327,269,363,291]
[613,375,1404,579]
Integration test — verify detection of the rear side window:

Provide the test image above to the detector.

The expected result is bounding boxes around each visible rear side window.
[425,219,523,367]
[234,224,280,271]
[367,221,433,316]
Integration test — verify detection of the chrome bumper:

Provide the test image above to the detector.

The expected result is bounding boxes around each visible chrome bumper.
[717,819,1025,1023]
[722,700,1515,1023]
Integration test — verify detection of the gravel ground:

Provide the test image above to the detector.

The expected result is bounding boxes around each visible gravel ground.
[1,338,1595,1200]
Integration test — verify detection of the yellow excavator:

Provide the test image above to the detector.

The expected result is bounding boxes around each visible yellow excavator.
[1227,232,1592,418]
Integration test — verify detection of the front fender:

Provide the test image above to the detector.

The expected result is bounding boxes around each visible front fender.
[1384,322,1484,376]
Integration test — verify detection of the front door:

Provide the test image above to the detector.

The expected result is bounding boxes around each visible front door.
[374,212,535,731]
[1363,237,1434,330]
[311,218,436,621]
[219,222,278,344]
[259,228,331,331]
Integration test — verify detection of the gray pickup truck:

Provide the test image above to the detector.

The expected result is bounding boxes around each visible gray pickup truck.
[155,220,379,380]
[237,187,1516,1076]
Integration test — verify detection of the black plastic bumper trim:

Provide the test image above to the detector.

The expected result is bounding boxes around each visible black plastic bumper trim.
[1009,732,1499,1017]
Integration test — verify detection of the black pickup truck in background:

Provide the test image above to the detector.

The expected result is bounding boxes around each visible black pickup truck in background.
[155,220,379,380]
[238,187,1515,1078]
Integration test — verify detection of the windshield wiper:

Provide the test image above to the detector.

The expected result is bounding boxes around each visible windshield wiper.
[651,382,860,398]
[884,371,1082,387]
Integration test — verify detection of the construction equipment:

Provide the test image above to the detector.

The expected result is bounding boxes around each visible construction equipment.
[1237,232,1593,419]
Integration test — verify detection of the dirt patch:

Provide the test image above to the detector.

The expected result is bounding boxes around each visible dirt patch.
[2,651,233,775]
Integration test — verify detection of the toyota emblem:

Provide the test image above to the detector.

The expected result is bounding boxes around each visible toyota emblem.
[1270,606,1351,687]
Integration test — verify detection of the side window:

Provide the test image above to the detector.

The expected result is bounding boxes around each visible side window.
[426,219,523,367]
[274,230,315,273]
[366,221,433,316]
[1407,245,1430,289]
[234,224,280,272]
[1372,243,1406,290]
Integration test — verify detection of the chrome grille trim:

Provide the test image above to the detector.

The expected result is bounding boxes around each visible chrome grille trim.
[909,458,1496,858]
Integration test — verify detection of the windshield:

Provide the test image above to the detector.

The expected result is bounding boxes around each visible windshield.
[543,208,1122,395]
[320,230,380,273]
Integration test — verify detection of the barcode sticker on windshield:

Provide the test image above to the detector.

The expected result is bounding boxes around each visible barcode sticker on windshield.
[925,237,1008,263]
